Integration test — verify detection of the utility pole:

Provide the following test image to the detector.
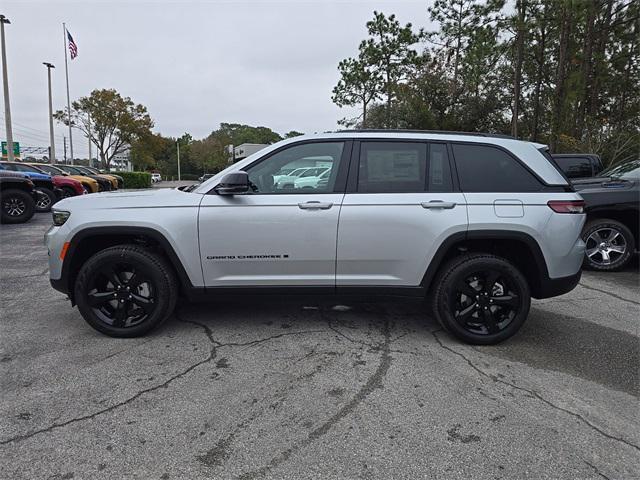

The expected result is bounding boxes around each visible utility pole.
[63,136,67,162]
[62,23,74,164]
[176,140,181,181]
[0,14,15,162]
[43,62,56,164]
[88,112,92,167]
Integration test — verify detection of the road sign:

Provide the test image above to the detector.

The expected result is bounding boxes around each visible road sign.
[1,141,20,156]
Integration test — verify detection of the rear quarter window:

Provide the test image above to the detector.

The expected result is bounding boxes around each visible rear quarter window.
[452,144,542,192]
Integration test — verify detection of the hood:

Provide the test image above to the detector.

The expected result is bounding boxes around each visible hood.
[24,172,53,181]
[54,187,202,211]
[571,176,634,191]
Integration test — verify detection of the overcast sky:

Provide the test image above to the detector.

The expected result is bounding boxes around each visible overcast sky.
[1,0,432,159]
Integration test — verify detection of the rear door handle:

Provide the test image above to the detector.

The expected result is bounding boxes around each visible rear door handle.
[298,201,333,210]
[421,200,456,209]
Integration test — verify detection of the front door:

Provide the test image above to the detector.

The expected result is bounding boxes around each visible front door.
[198,141,350,287]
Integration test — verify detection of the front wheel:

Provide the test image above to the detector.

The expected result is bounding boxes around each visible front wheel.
[0,189,36,224]
[432,254,531,345]
[35,187,56,212]
[75,245,178,337]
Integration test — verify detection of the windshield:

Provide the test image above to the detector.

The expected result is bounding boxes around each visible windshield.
[60,165,84,175]
[601,160,640,180]
[35,164,66,175]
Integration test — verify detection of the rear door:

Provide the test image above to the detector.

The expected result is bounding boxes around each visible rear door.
[336,140,467,288]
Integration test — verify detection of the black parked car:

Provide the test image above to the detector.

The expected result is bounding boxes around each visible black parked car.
[572,159,639,271]
[0,170,38,224]
[553,153,604,179]
[0,162,60,212]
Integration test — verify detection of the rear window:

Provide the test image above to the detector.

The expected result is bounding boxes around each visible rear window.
[452,144,542,192]
[554,156,593,178]
[357,142,452,193]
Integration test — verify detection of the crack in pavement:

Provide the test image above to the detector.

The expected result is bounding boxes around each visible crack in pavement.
[0,312,323,447]
[431,330,640,454]
[236,312,393,479]
[583,460,611,480]
[320,308,378,349]
[578,282,640,306]
[1,267,50,281]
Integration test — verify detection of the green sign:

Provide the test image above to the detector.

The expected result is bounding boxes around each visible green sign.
[1,141,20,156]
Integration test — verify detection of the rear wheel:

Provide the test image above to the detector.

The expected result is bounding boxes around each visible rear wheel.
[75,245,178,337]
[582,219,634,271]
[0,189,36,224]
[35,187,56,212]
[432,254,531,345]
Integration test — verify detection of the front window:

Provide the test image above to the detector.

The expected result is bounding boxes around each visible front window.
[246,142,344,194]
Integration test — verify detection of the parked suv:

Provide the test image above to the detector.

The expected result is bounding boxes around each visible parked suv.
[46,131,586,344]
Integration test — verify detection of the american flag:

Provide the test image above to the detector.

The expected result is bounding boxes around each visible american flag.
[67,30,78,59]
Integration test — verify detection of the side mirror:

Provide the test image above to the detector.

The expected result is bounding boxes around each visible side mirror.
[214,171,250,195]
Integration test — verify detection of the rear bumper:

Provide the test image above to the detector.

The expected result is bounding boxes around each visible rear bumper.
[533,270,581,299]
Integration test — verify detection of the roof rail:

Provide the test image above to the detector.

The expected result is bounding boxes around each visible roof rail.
[335,129,516,140]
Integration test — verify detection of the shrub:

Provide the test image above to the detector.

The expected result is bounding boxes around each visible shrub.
[119,172,151,189]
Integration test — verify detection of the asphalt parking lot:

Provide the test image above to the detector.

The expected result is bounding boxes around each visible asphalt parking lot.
[1,213,639,480]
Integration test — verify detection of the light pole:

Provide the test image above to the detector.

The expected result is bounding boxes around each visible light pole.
[43,62,56,163]
[0,14,15,162]
[176,140,181,181]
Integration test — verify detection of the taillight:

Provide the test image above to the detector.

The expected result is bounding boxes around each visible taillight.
[547,200,585,214]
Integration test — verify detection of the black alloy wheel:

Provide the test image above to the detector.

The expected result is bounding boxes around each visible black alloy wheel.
[450,269,521,336]
[432,254,531,345]
[75,245,177,337]
[85,261,158,329]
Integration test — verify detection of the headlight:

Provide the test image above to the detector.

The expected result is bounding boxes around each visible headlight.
[52,210,71,226]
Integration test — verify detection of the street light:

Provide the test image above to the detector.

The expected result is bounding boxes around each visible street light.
[43,62,56,164]
[0,14,15,162]
[176,140,181,181]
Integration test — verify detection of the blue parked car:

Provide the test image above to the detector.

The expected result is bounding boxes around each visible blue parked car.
[0,162,60,212]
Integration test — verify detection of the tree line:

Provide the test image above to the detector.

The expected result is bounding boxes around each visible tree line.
[55,88,302,175]
[332,1,639,165]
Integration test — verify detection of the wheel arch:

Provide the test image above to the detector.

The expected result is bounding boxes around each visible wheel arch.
[59,226,199,304]
[421,230,552,299]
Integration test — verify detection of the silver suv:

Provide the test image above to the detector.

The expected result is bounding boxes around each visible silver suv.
[46,131,586,344]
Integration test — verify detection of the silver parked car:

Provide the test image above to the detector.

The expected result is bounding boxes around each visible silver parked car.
[46,130,586,344]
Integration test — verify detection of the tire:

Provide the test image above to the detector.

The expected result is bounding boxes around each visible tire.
[0,189,36,224]
[431,254,531,345]
[35,187,56,212]
[61,186,77,198]
[82,183,92,194]
[75,245,178,337]
[582,219,634,271]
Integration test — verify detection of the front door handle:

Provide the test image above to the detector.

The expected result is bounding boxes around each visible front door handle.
[298,201,333,210]
[421,200,456,209]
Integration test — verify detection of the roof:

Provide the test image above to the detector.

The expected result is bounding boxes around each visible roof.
[336,129,515,139]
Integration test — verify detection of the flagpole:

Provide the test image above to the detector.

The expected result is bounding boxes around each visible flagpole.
[62,22,74,165]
